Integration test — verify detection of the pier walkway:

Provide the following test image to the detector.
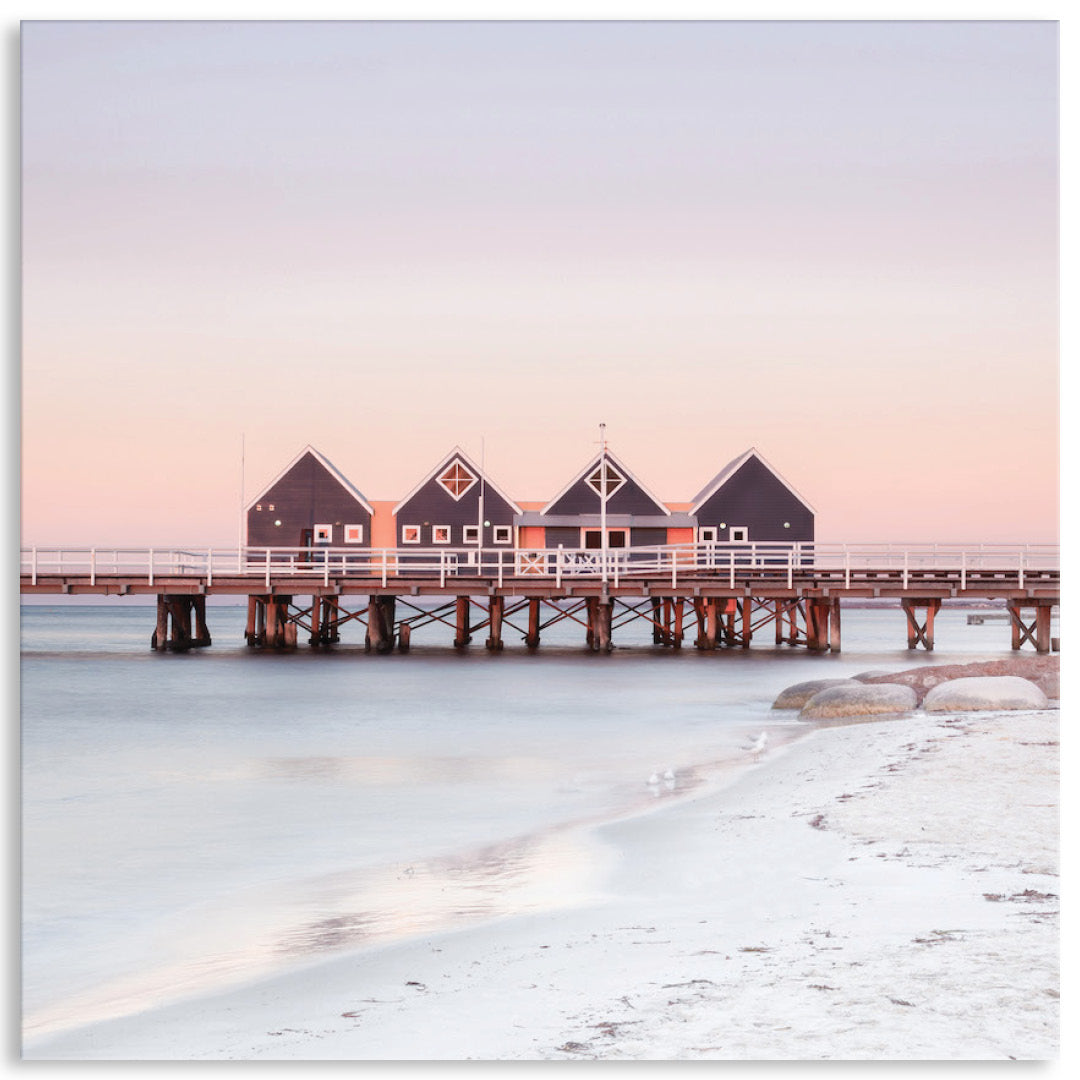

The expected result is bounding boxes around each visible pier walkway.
[20,542,1060,655]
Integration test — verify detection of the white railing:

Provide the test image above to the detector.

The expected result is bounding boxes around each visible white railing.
[19,542,1060,589]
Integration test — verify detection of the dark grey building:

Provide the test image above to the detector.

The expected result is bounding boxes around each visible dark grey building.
[690,448,814,544]
[392,447,521,553]
[516,450,694,549]
[245,445,373,550]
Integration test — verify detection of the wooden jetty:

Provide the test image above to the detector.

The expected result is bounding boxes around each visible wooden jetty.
[20,542,1059,655]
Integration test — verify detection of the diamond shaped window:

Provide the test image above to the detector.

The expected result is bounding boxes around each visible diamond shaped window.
[586,461,625,499]
[437,461,478,500]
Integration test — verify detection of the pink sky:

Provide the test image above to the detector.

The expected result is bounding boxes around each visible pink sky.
[21,21,1058,546]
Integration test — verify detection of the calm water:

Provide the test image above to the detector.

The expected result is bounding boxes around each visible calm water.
[20,599,1041,1041]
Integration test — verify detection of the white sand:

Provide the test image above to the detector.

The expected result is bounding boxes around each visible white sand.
[25,706,1059,1061]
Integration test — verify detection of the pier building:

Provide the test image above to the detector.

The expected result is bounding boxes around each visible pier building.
[246,446,373,552]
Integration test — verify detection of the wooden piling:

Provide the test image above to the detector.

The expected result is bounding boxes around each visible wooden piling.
[740,598,751,649]
[308,595,322,646]
[651,597,663,645]
[525,598,541,648]
[454,596,471,649]
[192,595,211,647]
[397,621,411,653]
[152,595,169,650]
[596,598,613,652]
[1036,605,1052,654]
[486,596,504,651]
[829,597,842,653]
[672,598,684,649]
[367,595,396,654]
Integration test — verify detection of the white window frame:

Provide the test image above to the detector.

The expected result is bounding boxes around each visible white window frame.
[699,527,717,543]
[344,524,364,544]
[729,526,749,542]
[402,525,422,544]
[581,527,628,549]
[462,525,480,545]
[314,524,333,544]
[585,462,626,500]
[432,525,452,545]
[492,525,512,545]
[436,462,479,501]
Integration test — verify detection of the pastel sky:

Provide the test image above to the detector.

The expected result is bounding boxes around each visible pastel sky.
[21,19,1059,546]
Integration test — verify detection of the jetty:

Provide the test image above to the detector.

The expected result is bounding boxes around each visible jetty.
[20,542,1060,655]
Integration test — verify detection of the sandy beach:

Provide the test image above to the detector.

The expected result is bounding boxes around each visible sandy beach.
[24,694,1059,1062]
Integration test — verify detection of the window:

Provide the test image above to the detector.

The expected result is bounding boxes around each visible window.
[493,525,512,545]
[463,525,480,544]
[437,461,478,500]
[402,525,421,544]
[344,524,364,544]
[699,527,717,543]
[583,529,626,549]
[729,527,749,542]
[314,524,333,543]
[585,460,625,499]
[432,525,452,544]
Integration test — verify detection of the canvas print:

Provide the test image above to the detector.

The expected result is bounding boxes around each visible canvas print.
[19,20,1058,1060]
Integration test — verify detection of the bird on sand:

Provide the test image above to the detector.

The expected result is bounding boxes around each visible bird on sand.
[744,732,769,755]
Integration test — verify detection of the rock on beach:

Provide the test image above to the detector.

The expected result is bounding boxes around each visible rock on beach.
[771,678,859,710]
[923,676,1049,713]
[798,683,918,721]
[859,655,1058,705]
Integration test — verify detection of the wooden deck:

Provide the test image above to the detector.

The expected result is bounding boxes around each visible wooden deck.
[20,544,1060,654]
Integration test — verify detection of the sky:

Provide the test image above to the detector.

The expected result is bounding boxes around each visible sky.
[20,18,1059,546]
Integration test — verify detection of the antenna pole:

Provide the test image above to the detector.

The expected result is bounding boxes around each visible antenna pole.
[599,423,608,585]
[238,433,245,566]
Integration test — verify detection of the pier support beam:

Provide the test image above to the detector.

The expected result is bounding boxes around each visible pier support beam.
[806,598,832,652]
[525,598,541,649]
[397,622,412,653]
[1007,601,1055,653]
[651,597,663,645]
[486,596,504,651]
[454,596,472,649]
[694,598,718,650]
[830,597,842,653]
[367,595,396,654]
[902,598,941,651]
[587,596,613,652]
[152,594,212,652]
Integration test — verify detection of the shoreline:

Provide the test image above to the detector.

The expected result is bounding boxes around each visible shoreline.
[24,700,1059,1061]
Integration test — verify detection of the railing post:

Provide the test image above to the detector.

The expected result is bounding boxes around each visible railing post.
[89,548,95,586]
[787,547,792,590]
[440,550,446,588]
[498,550,504,590]
[671,548,677,588]
[960,550,966,591]
[265,548,271,588]
[614,549,620,588]
[382,550,388,588]
[148,548,154,587]
[324,550,330,587]
[31,545,37,585]
[207,548,213,587]
[1018,550,1024,590]
[729,548,735,590]
[902,550,908,590]
[844,545,850,589]
[556,544,563,588]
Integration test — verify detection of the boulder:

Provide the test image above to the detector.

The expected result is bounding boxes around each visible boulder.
[799,683,918,721]
[772,678,860,710]
[851,670,893,682]
[923,676,1049,713]
[861,656,1059,704]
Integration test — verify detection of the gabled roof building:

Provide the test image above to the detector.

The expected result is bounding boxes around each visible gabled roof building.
[245,445,374,549]
[392,447,522,550]
[690,447,814,543]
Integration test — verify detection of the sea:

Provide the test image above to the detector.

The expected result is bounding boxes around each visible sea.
[19,598,1052,1045]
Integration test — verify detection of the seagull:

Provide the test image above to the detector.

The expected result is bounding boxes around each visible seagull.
[744,732,769,755]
